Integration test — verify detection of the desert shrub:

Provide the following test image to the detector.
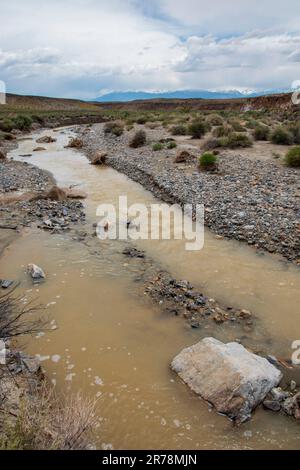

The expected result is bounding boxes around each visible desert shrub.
[13,115,32,131]
[187,119,208,139]
[229,119,244,132]
[167,141,177,149]
[0,132,15,141]
[104,121,124,137]
[0,291,47,340]
[220,132,253,148]
[271,126,293,145]
[170,124,187,136]
[199,152,218,170]
[66,137,83,148]
[207,114,223,126]
[152,142,164,151]
[245,119,259,129]
[288,122,300,144]
[129,130,146,148]
[213,125,231,137]
[253,125,270,141]
[174,150,192,163]
[135,116,147,124]
[0,119,14,133]
[0,386,97,450]
[31,115,45,125]
[285,146,300,167]
[202,137,221,151]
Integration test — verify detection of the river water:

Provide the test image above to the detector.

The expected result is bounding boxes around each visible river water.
[1,127,300,449]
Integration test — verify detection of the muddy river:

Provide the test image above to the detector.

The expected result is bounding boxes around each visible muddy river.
[1,127,300,449]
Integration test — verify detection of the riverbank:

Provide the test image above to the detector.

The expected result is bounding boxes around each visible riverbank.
[1,126,299,448]
[0,155,86,257]
[80,123,300,264]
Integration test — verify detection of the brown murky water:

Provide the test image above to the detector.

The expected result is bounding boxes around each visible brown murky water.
[1,127,300,449]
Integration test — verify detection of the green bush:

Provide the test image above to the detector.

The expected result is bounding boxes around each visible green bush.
[245,119,259,129]
[285,146,300,167]
[207,114,223,126]
[271,126,293,145]
[202,137,221,151]
[167,141,177,149]
[0,119,14,132]
[288,122,300,144]
[32,114,45,125]
[129,130,146,148]
[229,119,244,132]
[13,115,32,131]
[199,152,218,170]
[170,124,187,135]
[104,121,124,137]
[253,125,270,141]
[188,119,208,139]
[220,132,253,148]
[152,142,164,151]
[213,125,231,137]
[136,116,147,124]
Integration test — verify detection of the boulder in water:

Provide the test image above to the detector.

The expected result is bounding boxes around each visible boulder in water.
[171,337,282,423]
[27,263,46,280]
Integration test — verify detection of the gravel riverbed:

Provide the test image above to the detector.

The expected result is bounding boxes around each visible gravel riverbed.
[0,158,85,241]
[81,123,300,264]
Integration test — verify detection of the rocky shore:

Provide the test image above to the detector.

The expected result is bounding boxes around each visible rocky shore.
[0,157,86,252]
[81,123,300,264]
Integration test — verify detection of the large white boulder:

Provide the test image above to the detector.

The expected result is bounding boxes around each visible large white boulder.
[171,337,282,423]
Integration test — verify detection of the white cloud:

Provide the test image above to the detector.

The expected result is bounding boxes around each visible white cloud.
[173,33,300,90]
[0,0,299,97]
[159,0,300,35]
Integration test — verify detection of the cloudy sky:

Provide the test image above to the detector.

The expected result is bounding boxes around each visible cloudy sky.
[0,0,300,99]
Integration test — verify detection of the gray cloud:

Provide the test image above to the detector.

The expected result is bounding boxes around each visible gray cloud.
[0,0,299,98]
[289,50,300,62]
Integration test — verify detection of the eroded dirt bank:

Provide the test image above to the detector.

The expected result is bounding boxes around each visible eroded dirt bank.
[80,123,300,264]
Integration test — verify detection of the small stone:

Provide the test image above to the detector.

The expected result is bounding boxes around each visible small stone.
[27,263,46,280]
[238,309,252,319]
[263,400,281,412]
[290,380,297,391]
[282,397,296,416]
[270,387,290,402]
[213,313,224,324]
[1,279,13,289]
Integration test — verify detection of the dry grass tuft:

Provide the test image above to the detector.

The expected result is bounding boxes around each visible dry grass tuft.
[0,384,98,449]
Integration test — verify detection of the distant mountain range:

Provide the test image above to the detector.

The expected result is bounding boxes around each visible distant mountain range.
[95,88,289,103]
